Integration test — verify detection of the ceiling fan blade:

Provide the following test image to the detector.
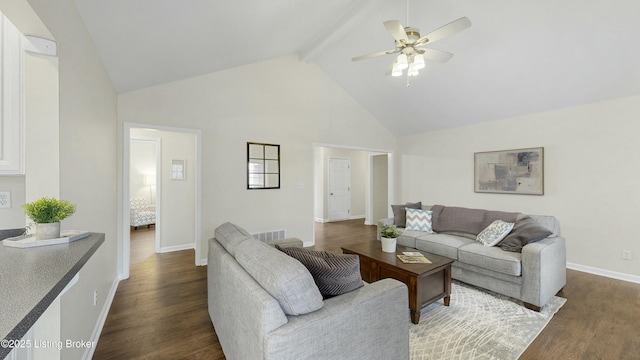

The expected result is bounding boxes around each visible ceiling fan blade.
[420,48,454,63]
[415,17,471,46]
[351,48,399,62]
[383,20,408,43]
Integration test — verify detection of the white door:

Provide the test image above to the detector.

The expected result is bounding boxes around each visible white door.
[328,158,350,220]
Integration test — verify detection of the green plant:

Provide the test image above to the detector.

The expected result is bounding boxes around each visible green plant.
[380,224,402,238]
[23,197,76,223]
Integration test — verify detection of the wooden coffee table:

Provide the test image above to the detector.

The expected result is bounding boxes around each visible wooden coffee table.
[342,241,454,324]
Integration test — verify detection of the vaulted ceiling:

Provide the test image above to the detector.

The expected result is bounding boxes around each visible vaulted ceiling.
[73,0,640,135]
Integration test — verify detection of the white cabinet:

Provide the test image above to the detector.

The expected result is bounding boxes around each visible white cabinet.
[0,12,25,175]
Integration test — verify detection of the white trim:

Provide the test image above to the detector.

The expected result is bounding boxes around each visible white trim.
[158,244,195,253]
[567,262,640,284]
[83,278,119,360]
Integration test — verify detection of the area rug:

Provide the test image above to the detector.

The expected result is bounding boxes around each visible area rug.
[410,281,566,360]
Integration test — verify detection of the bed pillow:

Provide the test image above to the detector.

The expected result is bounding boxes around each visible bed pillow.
[276,246,364,298]
[405,208,434,233]
[391,201,422,227]
[477,220,515,246]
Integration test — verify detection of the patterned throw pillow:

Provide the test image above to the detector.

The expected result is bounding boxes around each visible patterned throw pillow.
[405,208,434,232]
[276,245,364,298]
[476,220,515,246]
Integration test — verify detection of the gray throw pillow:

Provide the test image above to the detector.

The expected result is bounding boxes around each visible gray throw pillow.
[391,201,422,228]
[276,246,364,298]
[498,217,552,252]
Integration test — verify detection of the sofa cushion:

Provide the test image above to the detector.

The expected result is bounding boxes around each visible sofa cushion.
[405,208,434,232]
[391,201,421,227]
[431,205,519,235]
[498,217,553,252]
[276,246,364,298]
[397,230,423,248]
[235,238,324,315]
[458,243,522,276]
[215,222,252,256]
[476,220,515,246]
[414,233,475,260]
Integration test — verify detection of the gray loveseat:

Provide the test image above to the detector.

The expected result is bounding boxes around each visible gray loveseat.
[208,222,410,360]
[378,204,566,311]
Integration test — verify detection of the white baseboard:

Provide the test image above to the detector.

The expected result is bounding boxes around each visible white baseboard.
[83,278,119,360]
[198,257,207,266]
[158,244,195,253]
[567,262,640,284]
[315,215,365,223]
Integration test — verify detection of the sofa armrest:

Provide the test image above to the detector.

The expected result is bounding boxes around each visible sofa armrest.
[521,236,567,308]
[264,278,409,360]
[376,218,395,240]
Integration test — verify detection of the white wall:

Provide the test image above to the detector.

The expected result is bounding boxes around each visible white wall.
[398,94,640,279]
[130,139,157,203]
[19,0,119,358]
[118,54,397,255]
[314,147,368,221]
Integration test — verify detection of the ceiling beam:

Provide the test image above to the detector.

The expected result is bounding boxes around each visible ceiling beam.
[298,0,383,62]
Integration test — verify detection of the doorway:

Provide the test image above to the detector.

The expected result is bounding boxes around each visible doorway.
[313,144,394,241]
[328,158,351,221]
[129,137,160,260]
[121,123,202,280]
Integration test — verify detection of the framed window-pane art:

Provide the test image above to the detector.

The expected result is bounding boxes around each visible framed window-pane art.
[474,147,544,195]
[247,142,280,189]
[171,159,186,180]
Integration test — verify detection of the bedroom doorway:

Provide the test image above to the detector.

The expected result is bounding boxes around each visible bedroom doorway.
[121,123,202,280]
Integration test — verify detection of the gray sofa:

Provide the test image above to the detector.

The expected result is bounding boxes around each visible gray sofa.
[208,222,410,360]
[378,204,566,311]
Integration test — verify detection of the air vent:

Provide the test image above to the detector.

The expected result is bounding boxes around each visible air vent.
[252,230,286,242]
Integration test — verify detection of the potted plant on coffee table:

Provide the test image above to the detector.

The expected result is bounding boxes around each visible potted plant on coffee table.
[380,224,402,253]
[23,197,76,240]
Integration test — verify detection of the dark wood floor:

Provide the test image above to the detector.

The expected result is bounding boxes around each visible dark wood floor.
[94,220,640,359]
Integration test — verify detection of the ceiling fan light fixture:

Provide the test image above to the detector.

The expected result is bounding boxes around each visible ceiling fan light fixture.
[407,62,419,77]
[412,54,425,70]
[395,53,408,70]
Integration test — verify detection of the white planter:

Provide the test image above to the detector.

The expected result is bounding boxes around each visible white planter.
[381,237,397,253]
[36,222,61,240]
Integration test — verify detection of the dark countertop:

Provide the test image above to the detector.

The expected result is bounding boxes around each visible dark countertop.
[0,233,104,359]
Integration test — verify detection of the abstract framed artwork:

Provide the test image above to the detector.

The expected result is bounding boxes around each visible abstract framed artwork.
[474,147,544,195]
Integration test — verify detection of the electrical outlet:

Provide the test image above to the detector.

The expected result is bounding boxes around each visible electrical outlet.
[0,191,10,208]
[622,250,632,261]
[93,289,98,306]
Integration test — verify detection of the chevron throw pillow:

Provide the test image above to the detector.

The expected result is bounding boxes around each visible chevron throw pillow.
[406,208,434,232]
[276,246,364,298]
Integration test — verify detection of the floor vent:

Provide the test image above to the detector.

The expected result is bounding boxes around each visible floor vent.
[252,230,286,242]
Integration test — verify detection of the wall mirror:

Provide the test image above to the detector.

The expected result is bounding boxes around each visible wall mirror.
[247,142,280,189]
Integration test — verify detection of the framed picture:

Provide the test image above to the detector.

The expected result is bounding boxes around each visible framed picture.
[171,159,186,180]
[474,147,544,195]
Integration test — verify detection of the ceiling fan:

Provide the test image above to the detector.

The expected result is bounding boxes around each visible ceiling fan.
[352,16,471,77]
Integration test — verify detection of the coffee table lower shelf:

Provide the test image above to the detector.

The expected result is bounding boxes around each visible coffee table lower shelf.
[342,242,454,324]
